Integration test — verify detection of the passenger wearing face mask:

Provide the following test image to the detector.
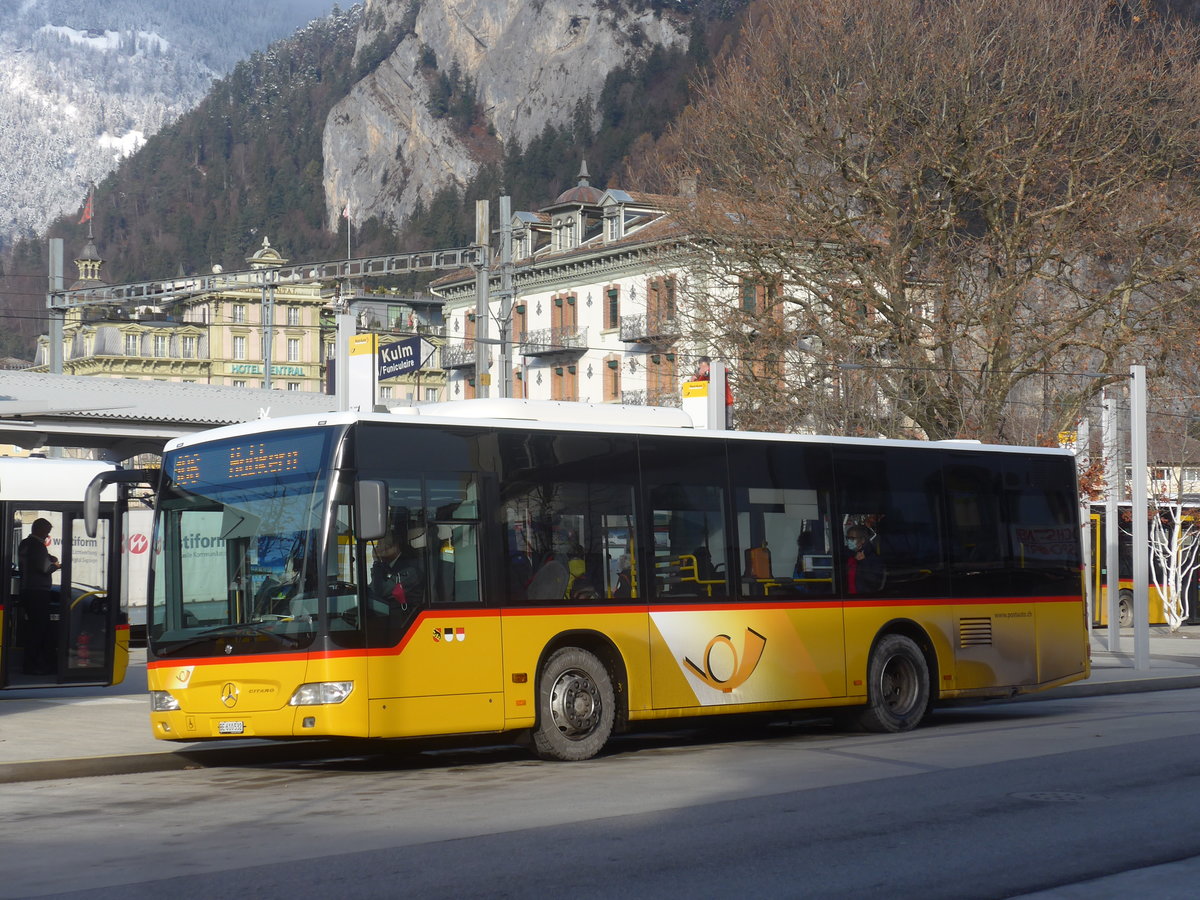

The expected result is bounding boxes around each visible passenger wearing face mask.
[844,524,886,594]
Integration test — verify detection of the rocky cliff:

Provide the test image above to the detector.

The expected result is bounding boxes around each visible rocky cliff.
[323,0,688,230]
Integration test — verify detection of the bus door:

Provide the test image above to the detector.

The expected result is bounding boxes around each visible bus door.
[354,472,502,736]
[61,511,122,684]
[1,506,121,688]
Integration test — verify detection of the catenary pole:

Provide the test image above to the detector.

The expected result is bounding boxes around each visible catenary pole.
[498,195,513,399]
[1103,392,1121,652]
[1130,365,1150,670]
[473,200,490,399]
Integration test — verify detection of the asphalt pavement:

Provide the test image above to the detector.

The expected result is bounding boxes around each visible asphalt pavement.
[3,626,1200,785]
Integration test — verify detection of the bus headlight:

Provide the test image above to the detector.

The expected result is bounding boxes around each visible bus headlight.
[289,682,354,706]
[150,691,181,711]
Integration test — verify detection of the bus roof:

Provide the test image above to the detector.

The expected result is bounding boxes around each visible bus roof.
[0,457,118,503]
[161,399,1074,459]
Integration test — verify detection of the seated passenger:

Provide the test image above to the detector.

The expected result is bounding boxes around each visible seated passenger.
[844,525,885,594]
[694,546,720,581]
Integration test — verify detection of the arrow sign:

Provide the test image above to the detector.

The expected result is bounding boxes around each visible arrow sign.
[378,336,436,381]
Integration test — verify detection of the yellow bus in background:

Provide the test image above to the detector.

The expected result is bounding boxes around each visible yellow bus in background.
[1089,504,1171,628]
[132,400,1088,761]
[0,457,130,689]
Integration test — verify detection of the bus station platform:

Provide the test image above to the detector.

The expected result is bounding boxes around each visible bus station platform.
[3,628,1200,784]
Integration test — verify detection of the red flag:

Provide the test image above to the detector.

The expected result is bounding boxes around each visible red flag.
[79,190,94,224]
[342,204,350,219]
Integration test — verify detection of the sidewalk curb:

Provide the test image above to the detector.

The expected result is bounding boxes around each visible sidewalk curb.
[1022,672,1200,701]
[0,740,349,785]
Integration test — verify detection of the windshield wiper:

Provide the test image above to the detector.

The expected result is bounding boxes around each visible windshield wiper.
[197,623,301,648]
[154,623,301,656]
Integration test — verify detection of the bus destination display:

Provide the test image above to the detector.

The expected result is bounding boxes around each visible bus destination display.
[171,430,326,488]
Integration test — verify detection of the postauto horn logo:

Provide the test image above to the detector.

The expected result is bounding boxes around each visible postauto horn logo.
[683,627,767,693]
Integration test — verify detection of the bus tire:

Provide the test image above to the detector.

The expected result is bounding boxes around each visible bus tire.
[1119,590,1134,628]
[532,647,615,761]
[855,634,929,733]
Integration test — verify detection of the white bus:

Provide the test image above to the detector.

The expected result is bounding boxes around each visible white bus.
[0,457,132,688]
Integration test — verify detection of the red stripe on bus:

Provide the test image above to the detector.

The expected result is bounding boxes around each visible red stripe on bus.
[146,594,1081,669]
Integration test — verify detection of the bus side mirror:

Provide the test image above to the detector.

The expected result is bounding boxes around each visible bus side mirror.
[356,480,388,541]
[84,469,159,538]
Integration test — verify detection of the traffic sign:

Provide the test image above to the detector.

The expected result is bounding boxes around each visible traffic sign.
[378,336,436,381]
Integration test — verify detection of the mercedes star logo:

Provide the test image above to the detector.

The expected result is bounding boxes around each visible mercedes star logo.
[221,682,238,708]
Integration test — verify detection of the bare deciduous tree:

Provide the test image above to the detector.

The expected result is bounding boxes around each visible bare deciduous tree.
[658,0,1200,442]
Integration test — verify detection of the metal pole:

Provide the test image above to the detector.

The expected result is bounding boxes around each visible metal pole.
[261,281,274,390]
[1130,365,1150,669]
[498,195,513,399]
[1077,417,1092,627]
[473,200,490,399]
[335,282,352,413]
[708,361,728,430]
[1103,394,1121,652]
[48,238,64,375]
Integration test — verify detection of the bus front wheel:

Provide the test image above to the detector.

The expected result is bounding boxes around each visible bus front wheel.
[532,647,615,761]
[855,634,930,733]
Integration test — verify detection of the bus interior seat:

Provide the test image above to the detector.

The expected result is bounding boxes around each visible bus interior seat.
[526,558,569,601]
[744,545,772,580]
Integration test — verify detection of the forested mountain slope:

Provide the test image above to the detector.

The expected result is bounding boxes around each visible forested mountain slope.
[0,0,335,250]
[0,0,734,358]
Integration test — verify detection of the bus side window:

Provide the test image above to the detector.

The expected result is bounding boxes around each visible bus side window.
[640,435,732,600]
[834,448,948,598]
[497,431,639,604]
[729,442,835,599]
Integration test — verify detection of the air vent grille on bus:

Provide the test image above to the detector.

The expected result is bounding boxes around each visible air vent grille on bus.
[959,617,993,647]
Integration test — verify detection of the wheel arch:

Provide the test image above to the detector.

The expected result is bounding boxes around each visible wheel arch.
[536,629,630,732]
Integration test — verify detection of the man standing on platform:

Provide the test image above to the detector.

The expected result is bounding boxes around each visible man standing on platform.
[18,518,60,675]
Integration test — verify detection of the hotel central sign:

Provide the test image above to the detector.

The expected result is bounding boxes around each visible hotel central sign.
[228,364,306,376]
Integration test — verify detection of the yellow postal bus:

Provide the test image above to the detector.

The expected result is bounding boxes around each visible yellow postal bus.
[1088,503,1177,628]
[127,400,1088,760]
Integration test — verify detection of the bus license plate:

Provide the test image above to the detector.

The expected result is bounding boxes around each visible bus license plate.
[218,721,245,735]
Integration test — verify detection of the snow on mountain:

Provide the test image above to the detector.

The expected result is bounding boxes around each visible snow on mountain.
[0,0,337,251]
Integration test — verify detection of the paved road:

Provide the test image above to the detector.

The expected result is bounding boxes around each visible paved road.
[5,628,1200,783]
[5,687,1200,899]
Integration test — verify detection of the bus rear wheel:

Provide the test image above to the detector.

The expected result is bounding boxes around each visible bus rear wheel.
[855,634,929,733]
[1119,590,1134,628]
[532,647,615,761]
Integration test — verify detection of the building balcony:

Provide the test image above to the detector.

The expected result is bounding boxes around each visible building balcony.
[647,390,682,408]
[520,326,588,357]
[440,343,476,369]
[620,312,679,343]
[620,388,680,408]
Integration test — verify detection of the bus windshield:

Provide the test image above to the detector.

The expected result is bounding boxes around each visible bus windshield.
[149,427,339,656]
